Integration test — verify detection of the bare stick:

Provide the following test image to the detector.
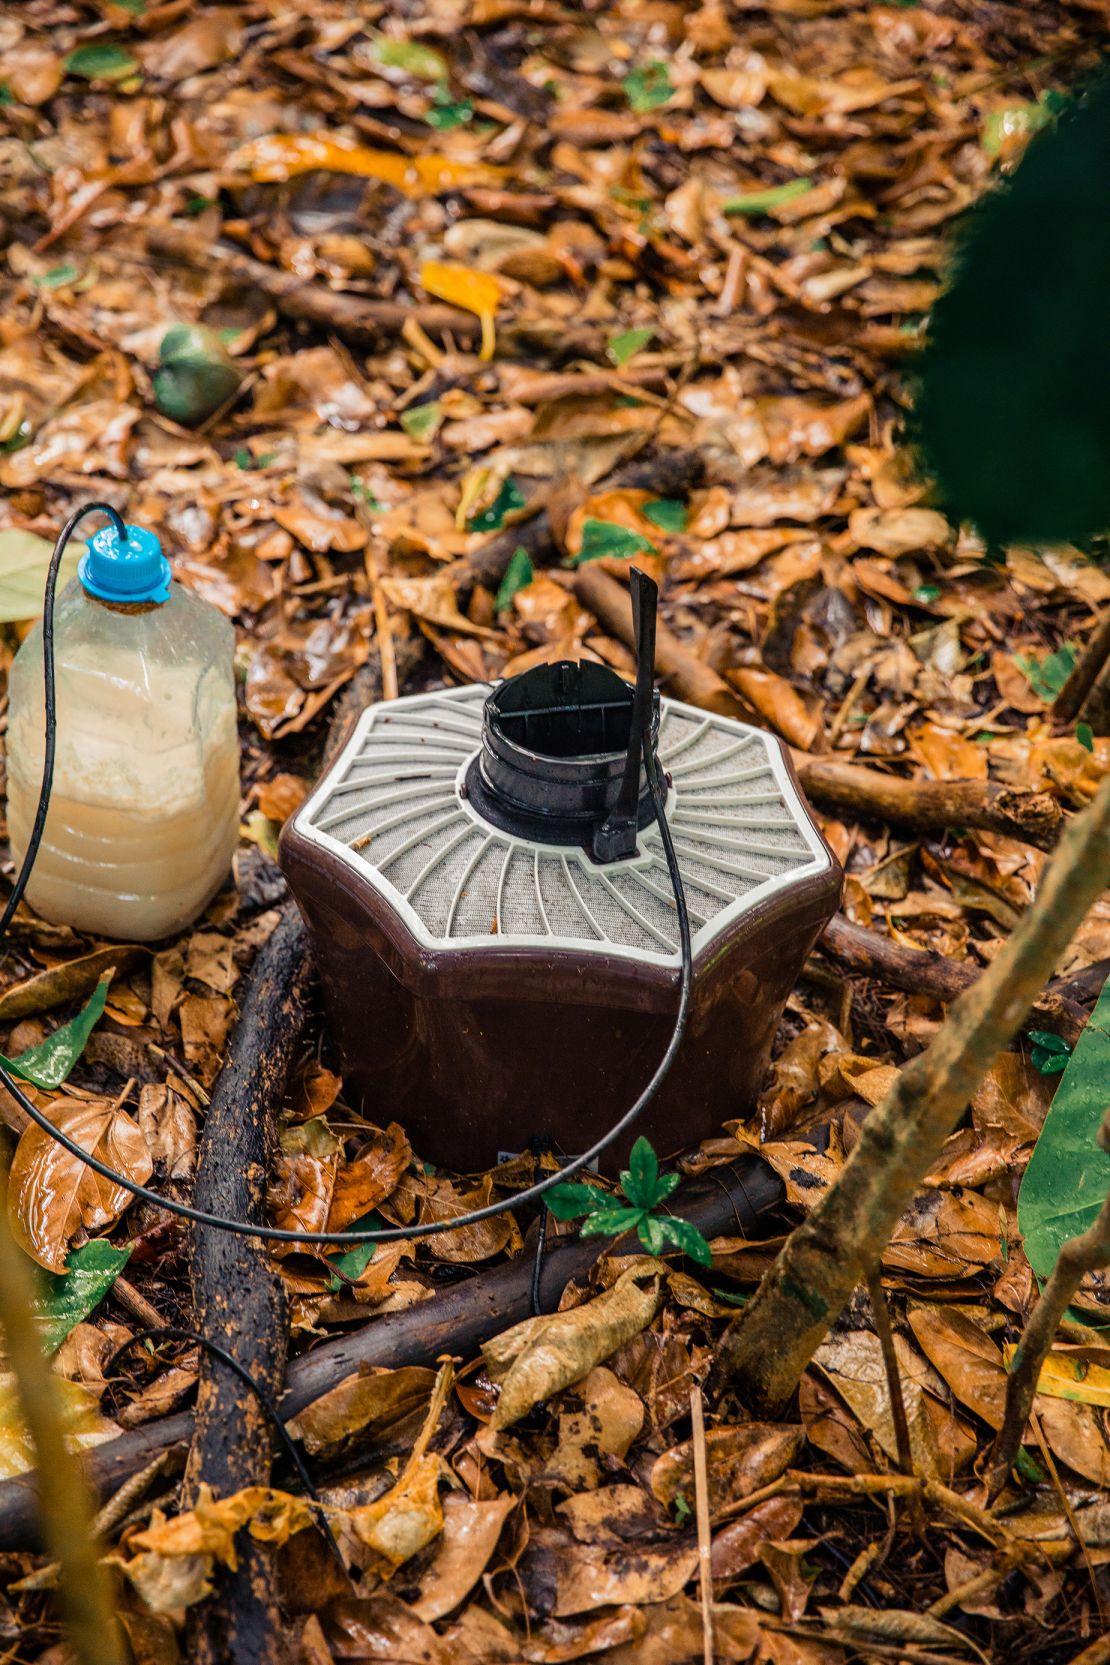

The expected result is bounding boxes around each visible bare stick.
[865,1266,916,1482]
[690,1386,715,1665]
[818,914,1093,1047]
[576,565,1066,851]
[710,775,1110,1416]
[984,1110,1110,1500]
[1053,607,1110,722]
[796,757,1064,852]
[0,1202,122,1664]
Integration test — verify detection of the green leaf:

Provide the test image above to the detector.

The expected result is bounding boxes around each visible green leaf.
[623,61,674,113]
[1028,1030,1070,1054]
[573,519,656,565]
[64,42,139,81]
[620,1136,659,1209]
[1033,1049,1069,1076]
[368,34,447,81]
[495,546,534,613]
[673,1493,692,1527]
[32,264,80,291]
[545,1181,608,1221]
[712,1287,749,1307]
[916,77,1110,545]
[643,498,687,533]
[400,401,443,443]
[428,90,473,130]
[649,1215,714,1267]
[36,1239,131,1354]
[469,476,526,534]
[1014,644,1077,702]
[723,177,813,217]
[607,327,654,368]
[1014,1447,1047,1484]
[1077,722,1095,753]
[915,583,941,603]
[637,1213,669,1255]
[578,1203,648,1239]
[0,528,86,623]
[1018,975,1110,1281]
[326,1211,381,1290]
[1,974,110,1089]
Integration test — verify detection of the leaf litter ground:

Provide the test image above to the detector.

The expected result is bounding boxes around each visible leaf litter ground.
[0,2,1109,1661]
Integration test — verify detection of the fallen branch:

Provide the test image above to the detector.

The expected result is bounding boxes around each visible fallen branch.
[573,565,1065,851]
[710,775,1110,1416]
[183,903,314,1665]
[984,1109,1110,1500]
[1052,605,1110,722]
[181,641,414,1660]
[817,914,1094,1046]
[795,756,1064,852]
[0,1157,783,1551]
[573,562,749,721]
[145,224,480,348]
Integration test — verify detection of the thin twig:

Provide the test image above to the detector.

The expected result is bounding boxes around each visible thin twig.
[984,1109,1110,1499]
[865,1266,918,1491]
[690,1385,715,1665]
[1053,606,1110,722]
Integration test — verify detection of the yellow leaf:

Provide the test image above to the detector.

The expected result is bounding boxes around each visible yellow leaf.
[230,134,503,196]
[337,1361,454,1571]
[0,1374,115,1480]
[129,1484,315,1571]
[420,261,504,361]
[485,1263,661,1430]
[1004,1344,1110,1409]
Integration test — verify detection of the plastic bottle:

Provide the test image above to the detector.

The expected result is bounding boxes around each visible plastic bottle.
[5,522,240,941]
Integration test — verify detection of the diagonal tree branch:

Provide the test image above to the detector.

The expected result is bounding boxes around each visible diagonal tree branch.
[709,775,1110,1416]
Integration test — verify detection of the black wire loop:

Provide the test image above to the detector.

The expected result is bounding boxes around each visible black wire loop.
[0,508,694,1247]
[103,1325,347,1572]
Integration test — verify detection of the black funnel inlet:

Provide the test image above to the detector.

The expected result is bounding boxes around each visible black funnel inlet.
[466,658,661,850]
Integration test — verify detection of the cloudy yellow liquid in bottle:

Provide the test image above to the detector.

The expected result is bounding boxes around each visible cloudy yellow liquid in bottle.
[6,525,240,942]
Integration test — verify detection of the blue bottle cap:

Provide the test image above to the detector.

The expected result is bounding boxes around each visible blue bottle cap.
[79,523,172,605]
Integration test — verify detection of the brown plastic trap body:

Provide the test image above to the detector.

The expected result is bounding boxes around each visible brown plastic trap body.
[281,679,840,1174]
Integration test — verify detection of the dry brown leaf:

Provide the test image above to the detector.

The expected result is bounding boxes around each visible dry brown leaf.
[410,1492,515,1622]
[0,946,143,1021]
[651,1421,803,1521]
[485,1264,661,1430]
[0,1373,116,1480]
[9,1096,152,1272]
[286,1366,435,1457]
[849,506,951,557]
[339,1362,453,1570]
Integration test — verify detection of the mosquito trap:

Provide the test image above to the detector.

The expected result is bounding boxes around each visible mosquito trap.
[281,573,841,1173]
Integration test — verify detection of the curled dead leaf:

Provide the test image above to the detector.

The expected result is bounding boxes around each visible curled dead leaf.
[485,1264,661,1430]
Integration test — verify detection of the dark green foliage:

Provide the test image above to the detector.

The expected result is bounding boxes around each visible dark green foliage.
[546,1136,713,1265]
[917,75,1110,545]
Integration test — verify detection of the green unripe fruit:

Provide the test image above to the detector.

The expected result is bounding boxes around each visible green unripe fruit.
[153,324,242,426]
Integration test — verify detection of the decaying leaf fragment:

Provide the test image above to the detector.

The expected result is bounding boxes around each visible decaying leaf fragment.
[337,1361,454,1570]
[122,1485,315,1614]
[484,1262,661,1430]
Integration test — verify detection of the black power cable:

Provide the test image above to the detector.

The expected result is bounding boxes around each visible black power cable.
[0,507,693,1248]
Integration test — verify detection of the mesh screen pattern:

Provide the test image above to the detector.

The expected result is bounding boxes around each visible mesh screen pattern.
[295,685,829,965]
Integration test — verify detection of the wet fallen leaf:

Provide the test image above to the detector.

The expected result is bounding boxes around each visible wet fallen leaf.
[0,1372,116,1479]
[485,1264,661,1430]
[9,1095,153,1272]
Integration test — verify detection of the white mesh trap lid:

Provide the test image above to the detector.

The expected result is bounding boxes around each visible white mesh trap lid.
[292,685,832,968]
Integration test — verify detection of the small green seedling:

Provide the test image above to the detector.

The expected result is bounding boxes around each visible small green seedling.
[546,1136,712,1264]
[1027,1029,1072,1076]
